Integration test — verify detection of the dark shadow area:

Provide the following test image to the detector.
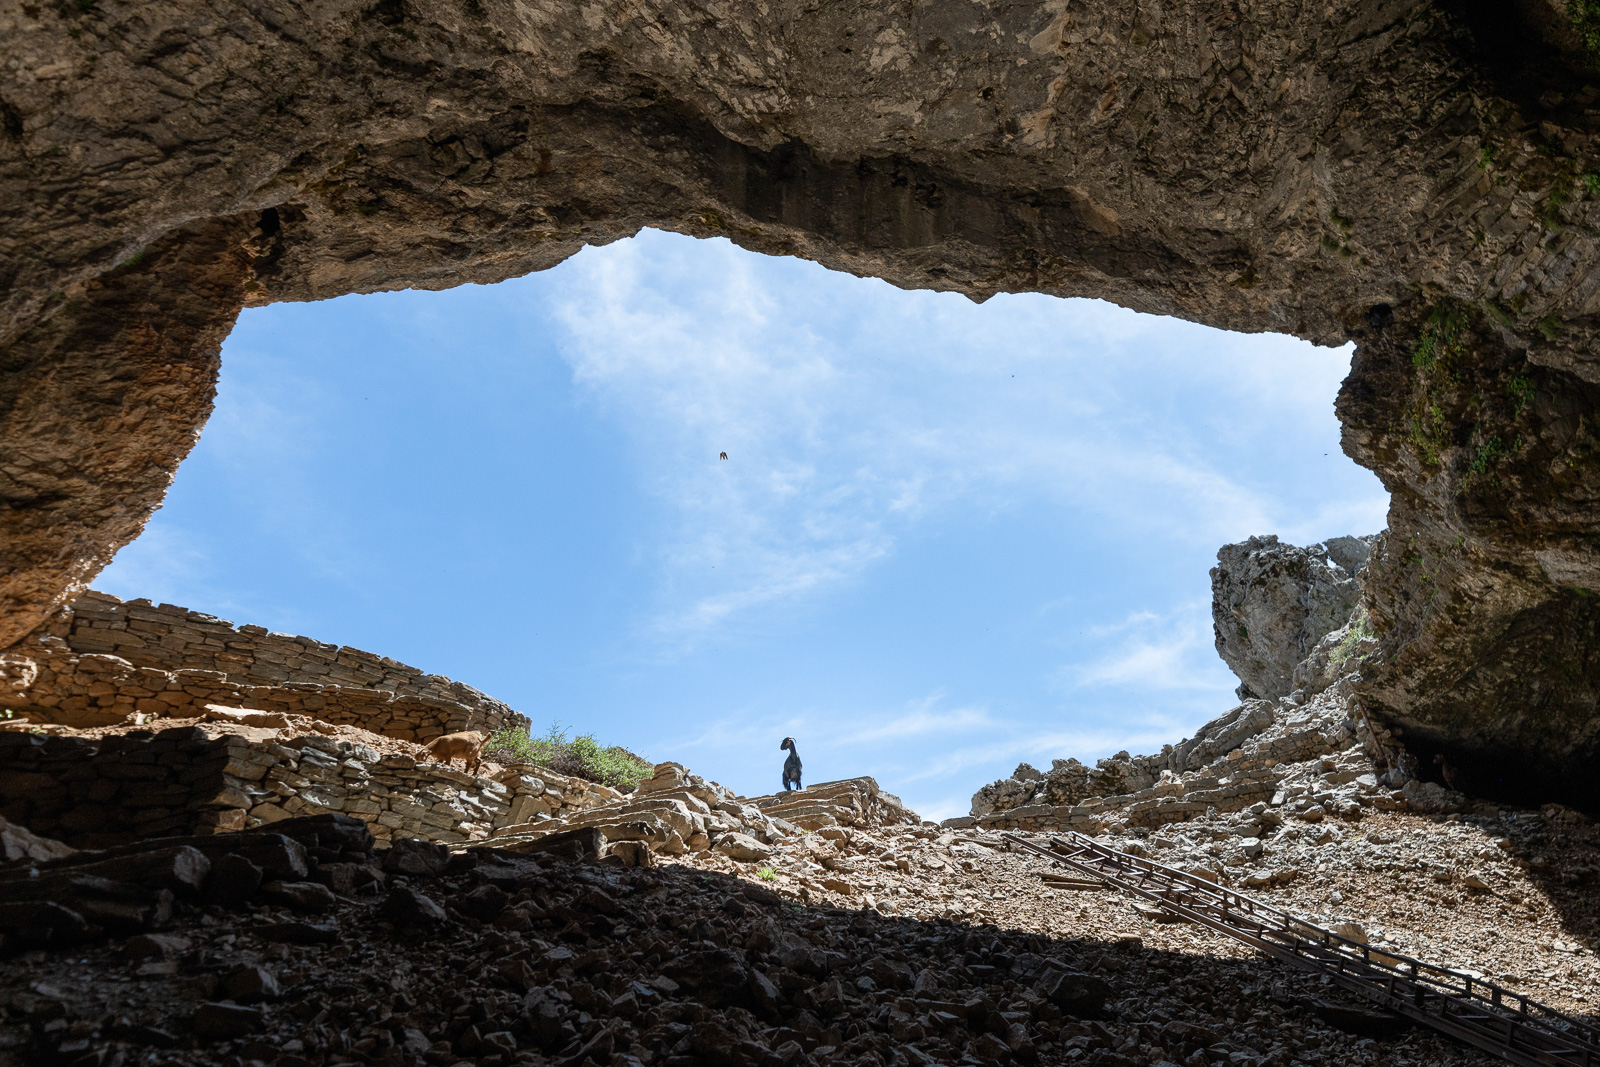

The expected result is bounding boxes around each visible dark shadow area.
[0,815,1530,1067]
[1436,0,1600,111]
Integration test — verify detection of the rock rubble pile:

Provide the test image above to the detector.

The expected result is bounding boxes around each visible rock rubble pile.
[488,762,919,867]
[9,797,1589,1067]
[956,679,1424,837]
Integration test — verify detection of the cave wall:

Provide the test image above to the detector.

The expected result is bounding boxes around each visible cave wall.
[2,0,1599,806]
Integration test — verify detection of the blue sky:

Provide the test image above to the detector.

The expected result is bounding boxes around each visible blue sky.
[99,229,1388,820]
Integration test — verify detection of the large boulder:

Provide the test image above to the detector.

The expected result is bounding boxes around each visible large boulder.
[969,770,1040,818]
[1211,536,1374,702]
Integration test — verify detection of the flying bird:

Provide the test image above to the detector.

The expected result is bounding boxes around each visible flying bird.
[719,452,728,460]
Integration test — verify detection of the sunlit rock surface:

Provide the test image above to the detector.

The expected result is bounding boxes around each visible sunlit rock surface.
[1211,534,1373,702]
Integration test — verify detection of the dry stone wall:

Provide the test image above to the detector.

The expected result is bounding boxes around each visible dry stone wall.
[0,721,921,871]
[64,591,508,716]
[484,761,925,866]
[0,728,256,848]
[2,591,528,741]
[0,726,622,852]
[751,776,922,832]
[232,738,621,847]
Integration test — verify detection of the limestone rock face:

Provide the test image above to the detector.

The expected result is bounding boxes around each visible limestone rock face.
[3,0,1600,804]
[1340,305,1600,811]
[1211,535,1373,702]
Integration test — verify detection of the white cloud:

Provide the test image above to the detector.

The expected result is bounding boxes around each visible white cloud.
[546,230,1386,653]
[1067,603,1235,692]
[97,230,1389,823]
[657,683,1207,818]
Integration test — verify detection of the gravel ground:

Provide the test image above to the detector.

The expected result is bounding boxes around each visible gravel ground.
[718,809,1599,1018]
[2,792,1594,1067]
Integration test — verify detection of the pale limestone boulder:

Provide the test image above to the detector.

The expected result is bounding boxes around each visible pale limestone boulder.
[1211,534,1374,701]
[713,832,774,863]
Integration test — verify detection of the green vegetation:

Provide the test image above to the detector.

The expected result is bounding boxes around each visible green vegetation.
[1540,183,1571,231]
[0,709,43,735]
[1405,301,1474,470]
[1407,401,1449,468]
[1468,434,1507,476]
[1412,302,1467,371]
[1482,299,1517,329]
[1329,610,1376,670]
[485,720,653,791]
[1570,0,1600,64]
[757,867,777,881]
[1508,374,1536,413]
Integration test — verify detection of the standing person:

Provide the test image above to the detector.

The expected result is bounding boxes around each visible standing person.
[781,737,803,791]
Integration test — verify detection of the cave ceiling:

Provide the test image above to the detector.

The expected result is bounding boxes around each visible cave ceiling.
[3,0,1599,806]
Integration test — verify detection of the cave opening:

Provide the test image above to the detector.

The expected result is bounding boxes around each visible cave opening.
[89,230,1388,819]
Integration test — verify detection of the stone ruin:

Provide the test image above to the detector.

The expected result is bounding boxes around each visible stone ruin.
[2,590,525,739]
[0,588,921,867]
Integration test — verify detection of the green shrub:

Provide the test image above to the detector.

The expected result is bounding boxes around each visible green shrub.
[485,721,653,791]
[1508,375,1536,414]
[1329,610,1377,669]
[1571,0,1600,63]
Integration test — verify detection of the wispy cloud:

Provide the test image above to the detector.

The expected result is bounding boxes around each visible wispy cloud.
[1067,603,1234,692]
[95,524,216,609]
[547,231,1384,655]
[660,684,1200,819]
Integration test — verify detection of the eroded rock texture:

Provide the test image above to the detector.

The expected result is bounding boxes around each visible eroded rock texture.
[1211,534,1373,702]
[2,0,1599,804]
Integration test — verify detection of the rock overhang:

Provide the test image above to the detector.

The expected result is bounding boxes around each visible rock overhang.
[3,0,1600,808]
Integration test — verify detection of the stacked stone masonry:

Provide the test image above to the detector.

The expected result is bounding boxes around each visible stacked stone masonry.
[2,590,528,741]
[0,727,620,852]
[751,777,921,832]
[0,724,923,866]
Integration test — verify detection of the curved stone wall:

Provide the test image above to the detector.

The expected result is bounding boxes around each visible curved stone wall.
[4,592,528,740]
[2,0,1598,806]
[64,591,512,721]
